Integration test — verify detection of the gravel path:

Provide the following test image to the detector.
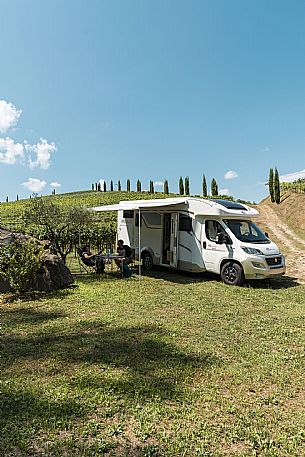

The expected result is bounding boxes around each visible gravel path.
[257,203,305,283]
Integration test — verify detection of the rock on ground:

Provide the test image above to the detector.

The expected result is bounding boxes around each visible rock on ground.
[0,226,74,292]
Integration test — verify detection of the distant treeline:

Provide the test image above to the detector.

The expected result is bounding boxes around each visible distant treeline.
[91,175,222,197]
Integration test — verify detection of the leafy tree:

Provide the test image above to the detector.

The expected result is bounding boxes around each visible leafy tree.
[211,178,218,196]
[118,180,121,191]
[274,167,281,204]
[202,174,207,197]
[269,168,275,202]
[149,180,154,193]
[164,179,169,194]
[179,176,184,195]
[137,179,142,192]
[185,176,190,196]
[24,199,94,264]
[103,181,106,192]
[127,179,131,192]
[110,180,114,192]
[0,240,44,292]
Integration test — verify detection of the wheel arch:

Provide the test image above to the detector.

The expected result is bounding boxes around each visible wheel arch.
[140,246,154,259]
[220,258,244,274]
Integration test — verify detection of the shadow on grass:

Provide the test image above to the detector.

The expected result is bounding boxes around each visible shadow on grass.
[131,266,299,290]
[2,321,219,398]
[2,307,67,326]
[1,286,76,304]
[245,275,300,290]
[133,266,218,284]
[1,321,219,453]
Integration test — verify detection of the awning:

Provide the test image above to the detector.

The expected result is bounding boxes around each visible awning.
[90,198,188,212]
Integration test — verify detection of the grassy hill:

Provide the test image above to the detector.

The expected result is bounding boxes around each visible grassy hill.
[258,190,305,241]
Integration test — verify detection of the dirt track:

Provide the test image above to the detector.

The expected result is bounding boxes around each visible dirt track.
[257,202,305,283]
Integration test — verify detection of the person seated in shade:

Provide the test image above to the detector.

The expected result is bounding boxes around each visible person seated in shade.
[116,239,135,265]
[81,245,105,273]
[114,240,135,278]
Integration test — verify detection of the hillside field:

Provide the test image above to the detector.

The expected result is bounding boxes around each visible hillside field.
[0,191,171,232]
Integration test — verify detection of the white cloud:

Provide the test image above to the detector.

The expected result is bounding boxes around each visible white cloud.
[99,178,105,185]
[0,100,22,133]
[154,181,164,187]
[280,169,305,182]
[224,170,238,180]
[22,178,47,192]
[26,138,57,170]
[219,188,230,195]
[0,137,24,164]
[50,182,61,188]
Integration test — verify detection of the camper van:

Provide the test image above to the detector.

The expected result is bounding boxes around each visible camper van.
[92,197,285,285]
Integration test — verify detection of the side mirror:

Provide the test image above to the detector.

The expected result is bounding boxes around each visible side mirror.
[265,232,269,238]
[216,233,232,245]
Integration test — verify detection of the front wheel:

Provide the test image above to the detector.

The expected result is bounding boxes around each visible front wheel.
[142,252,153,270]
[220,262,244,286]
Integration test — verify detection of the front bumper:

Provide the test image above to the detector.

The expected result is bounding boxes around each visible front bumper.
[242,255,286,280]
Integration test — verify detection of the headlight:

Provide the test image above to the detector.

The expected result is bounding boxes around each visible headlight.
[241,246,264,255]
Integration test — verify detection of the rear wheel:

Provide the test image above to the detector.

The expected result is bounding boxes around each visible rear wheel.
[220,262,244,286]
[142,252,153,270]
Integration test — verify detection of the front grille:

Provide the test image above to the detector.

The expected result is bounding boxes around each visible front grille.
[266,256,282,267]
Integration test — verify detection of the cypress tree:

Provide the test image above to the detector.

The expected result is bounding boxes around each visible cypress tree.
[164,179,169,194]
[185,176,190,196]
[127,179,131,192]
[118,180,121,191]
[274,167,281,204]
[92,183,94,191]
[16,195,19,201]
[97,182,101,191]
[95,182,98,191]
[211,178,218,196]
[6,196,8,202]
[202,174,207,197]
[149,180,154,193]
[269,168,275,202]
[179,176,184,195]
[103,181,106,192]
[110,180,114,192]
[137,179,142,192]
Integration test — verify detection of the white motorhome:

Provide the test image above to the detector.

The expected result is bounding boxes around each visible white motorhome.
[92,197,285,285]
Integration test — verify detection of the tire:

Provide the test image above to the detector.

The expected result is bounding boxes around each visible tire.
[220,261,244,286]
[142,252,153,270]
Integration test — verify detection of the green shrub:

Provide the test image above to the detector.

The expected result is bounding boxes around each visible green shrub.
[0,240,45,292]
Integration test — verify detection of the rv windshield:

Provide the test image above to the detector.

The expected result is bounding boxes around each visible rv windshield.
[224,220,270,244]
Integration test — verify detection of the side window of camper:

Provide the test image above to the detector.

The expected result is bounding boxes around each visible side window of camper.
[143,212,161,226]
[123,210,134,219]
[205,220,225,242]
[179,215,192,232]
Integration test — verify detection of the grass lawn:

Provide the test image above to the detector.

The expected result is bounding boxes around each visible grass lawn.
[1,270,305,456]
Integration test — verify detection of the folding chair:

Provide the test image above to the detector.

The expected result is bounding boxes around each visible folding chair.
[76,247,96,274]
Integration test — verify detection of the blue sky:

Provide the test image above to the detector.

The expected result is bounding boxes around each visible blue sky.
[1,0,305,203]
